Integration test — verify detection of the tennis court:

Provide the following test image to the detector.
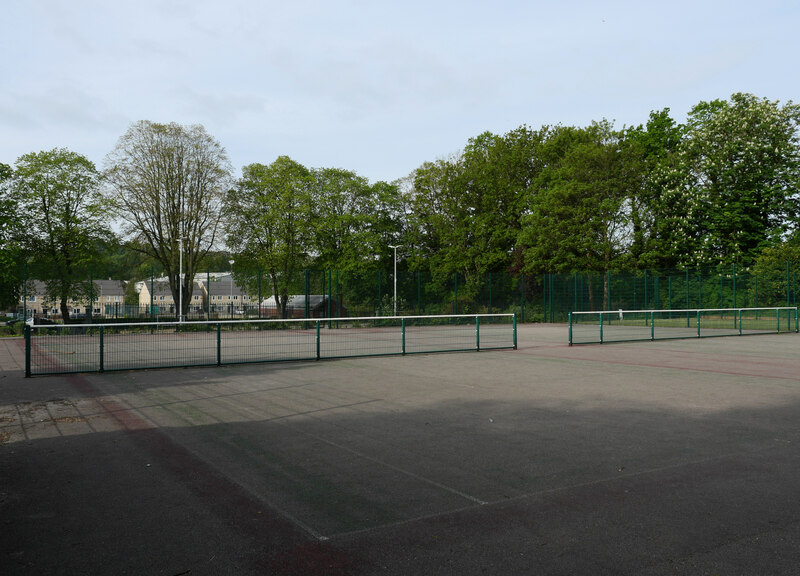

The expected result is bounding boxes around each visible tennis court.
[3,324,800,574]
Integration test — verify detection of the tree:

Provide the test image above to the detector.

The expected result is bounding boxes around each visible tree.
[670,93,800,267]
[12,149,110,322]
[519,121,637,275]
[406,126,544,295]
[310,167,376,270]
[224,156,314,318]
[0,162,21,310]
[622,109,686,269]
[104,121,233,319]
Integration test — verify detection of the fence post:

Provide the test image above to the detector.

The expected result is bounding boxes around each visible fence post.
[24,324,31,378]
[488,272,493,315]
[22,260,27,323]
[417,271,422,316]
[668,276,672,310]
[316,321,321,360]
[454,273,458,315]
[520,273,525,323]
[788,262,791,307]
[150,267,155,322]
[304,269,310,318]
[99,326,104,373]
[377,270,382,317]
[328,270,332,328]
[89,265,93,325]
[685,267,689,310]
[258,270,262,320]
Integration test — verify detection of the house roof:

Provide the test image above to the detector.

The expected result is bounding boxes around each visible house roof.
[205,280,246,297]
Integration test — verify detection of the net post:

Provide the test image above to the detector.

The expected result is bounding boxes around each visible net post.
[795,307,799,333]
[568,312,572,346]
[401,318,406,355]
[599,312,604,344]
[777,307,780,333]
[99,326,104,373]
[696,310,701,337]
[216,323,221,366]
[476,316,480,351]
[650,311,655,340]
[513,314,518,349]
[24,324,31,378]
[738,309,742,336]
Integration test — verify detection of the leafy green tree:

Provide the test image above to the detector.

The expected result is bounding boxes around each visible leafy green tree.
[225,156,314,318]
[104,121,233,319]
[670,93,800,267]
[751,239,800,306]
[0,162,21,310]
[623,109,686,269]
[519,121,637,276]
[13,149,111,322]
[406,126,544,295]
[310,167,377,270]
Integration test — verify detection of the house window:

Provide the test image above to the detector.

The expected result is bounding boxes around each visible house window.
[28,296,36,302]
[115,296,120,302]
[159,296,164,301]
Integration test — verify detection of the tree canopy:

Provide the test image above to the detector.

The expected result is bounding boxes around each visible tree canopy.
[12,149,111,321]
[6,92,800,318]
[104,120,233,318]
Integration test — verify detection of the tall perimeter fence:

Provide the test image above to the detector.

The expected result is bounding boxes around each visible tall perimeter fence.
[16,264,800,324]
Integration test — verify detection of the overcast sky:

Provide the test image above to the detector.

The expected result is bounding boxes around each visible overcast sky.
[3,0,799,184]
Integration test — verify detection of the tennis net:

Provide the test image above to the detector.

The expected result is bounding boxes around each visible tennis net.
[569,307,798,345]
[25,314,517,376]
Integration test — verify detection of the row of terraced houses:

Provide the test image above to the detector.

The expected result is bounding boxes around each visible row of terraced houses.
[18,277,336,320]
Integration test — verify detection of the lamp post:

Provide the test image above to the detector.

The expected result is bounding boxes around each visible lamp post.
[179,237,184,323]
[389,245,401,316]
[229,259,235,318]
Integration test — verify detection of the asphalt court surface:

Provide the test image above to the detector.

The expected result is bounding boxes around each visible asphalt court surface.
[2,325,800,574]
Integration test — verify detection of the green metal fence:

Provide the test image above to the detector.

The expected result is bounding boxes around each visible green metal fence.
[25,313,517,377]
[569,307,799,345]
[18,264,800,325]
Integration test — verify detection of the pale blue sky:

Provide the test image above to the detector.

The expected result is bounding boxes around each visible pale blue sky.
[3,0,798,183]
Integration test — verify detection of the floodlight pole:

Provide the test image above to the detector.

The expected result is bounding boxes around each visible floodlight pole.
[179,237,184,323]
[389,245,402,316]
